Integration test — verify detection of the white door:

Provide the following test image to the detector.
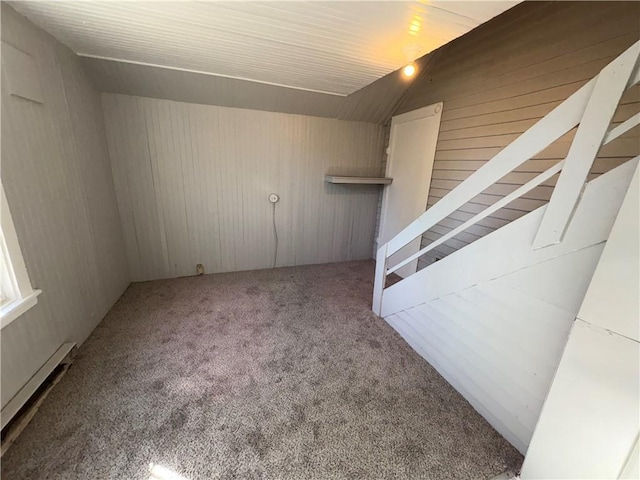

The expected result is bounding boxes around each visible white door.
[379,103,443,278]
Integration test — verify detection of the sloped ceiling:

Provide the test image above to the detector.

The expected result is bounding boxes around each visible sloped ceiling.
[9,1,518,96]
[80,52,436,123]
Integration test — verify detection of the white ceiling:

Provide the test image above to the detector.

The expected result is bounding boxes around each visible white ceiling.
[10,1,519,96]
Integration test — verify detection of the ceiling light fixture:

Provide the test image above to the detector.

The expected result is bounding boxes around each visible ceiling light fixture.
[402,63,417,78]
[401,44,422,79]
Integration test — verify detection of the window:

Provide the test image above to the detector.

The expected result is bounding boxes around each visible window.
[1,185,40,329]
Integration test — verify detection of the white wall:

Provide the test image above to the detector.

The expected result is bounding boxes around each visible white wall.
[102,94,385,281]
[576,161,639,343]
[0,5,130,407]
[521,162,639,479]
[382,159,638,454]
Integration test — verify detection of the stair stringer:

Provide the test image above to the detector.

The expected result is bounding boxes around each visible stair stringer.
[381,158,639,318]
[380,158,639,454]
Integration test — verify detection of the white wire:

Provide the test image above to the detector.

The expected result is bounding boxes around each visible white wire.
[272,201,278,268]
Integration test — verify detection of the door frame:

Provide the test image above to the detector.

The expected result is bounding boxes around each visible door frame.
[378,102,443,277]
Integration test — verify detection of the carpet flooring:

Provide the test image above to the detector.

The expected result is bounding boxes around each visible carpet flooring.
[2,260,522,479]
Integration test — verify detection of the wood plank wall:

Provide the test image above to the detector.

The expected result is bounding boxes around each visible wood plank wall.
[102,94,385,281]
[389,1,640,269]
[0,5,130,407]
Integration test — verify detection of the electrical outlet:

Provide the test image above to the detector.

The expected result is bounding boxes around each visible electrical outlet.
[269,193,279,203]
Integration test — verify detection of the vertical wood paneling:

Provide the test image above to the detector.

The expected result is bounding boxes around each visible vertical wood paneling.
[0,5,129,407]
[387,1,640,270]
[102,94,385,281]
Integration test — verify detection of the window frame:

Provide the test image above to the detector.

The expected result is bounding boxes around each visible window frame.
[1,185,41,329]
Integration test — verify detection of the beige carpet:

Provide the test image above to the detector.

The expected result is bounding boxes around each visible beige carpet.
[2,260,522,479]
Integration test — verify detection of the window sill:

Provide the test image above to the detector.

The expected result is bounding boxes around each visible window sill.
[0,290,41,330]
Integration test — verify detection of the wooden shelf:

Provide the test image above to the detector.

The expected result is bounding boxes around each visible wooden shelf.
[325,175,392,185]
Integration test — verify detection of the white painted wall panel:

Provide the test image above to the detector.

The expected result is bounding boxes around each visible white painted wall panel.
[578,162,639,341]
[0,5,129,408]
[521,320,639,479]
[522,160,640,478]
[102,94,385,281]
[386,312,525,452]
[381,160,637,453]
[386,246,599,454]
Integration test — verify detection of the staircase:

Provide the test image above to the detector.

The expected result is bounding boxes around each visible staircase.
[373,41,640,454]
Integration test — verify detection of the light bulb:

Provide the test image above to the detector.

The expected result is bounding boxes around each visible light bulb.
[402,63,417,78]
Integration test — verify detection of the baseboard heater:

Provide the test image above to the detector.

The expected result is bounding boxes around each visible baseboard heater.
[1,342,76,430]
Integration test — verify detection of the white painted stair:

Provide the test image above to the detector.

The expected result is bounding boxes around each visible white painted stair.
[385,159,637,454]
[373,41,640,455]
